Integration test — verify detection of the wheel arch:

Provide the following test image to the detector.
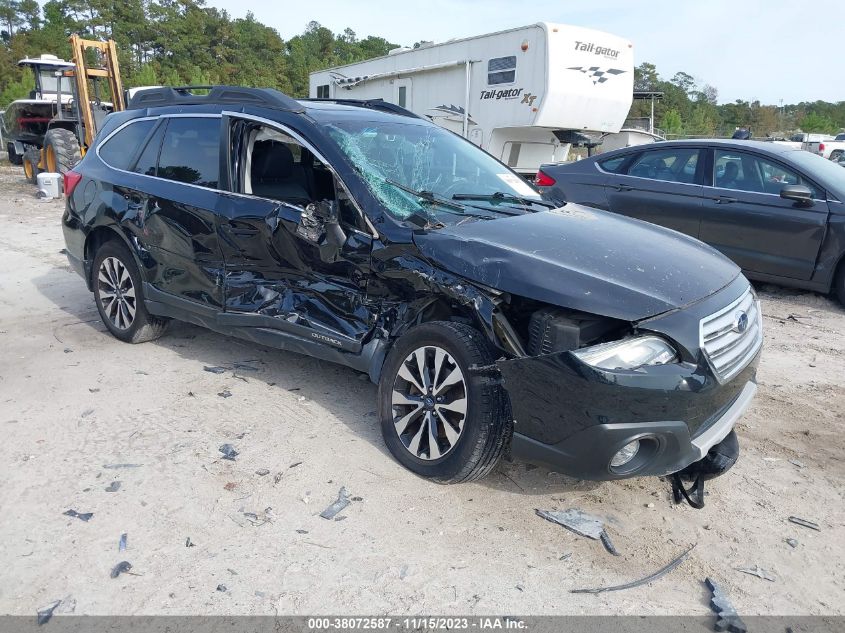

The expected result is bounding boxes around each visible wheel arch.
[83,224,140,291]
[366,265,520,383]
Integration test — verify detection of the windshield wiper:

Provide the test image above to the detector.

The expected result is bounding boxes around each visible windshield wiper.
[383,179,495,221]
[452,191,557,209]
[385,179,466,211]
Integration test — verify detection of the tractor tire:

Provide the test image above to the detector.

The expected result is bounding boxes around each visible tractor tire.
[22,148,40,184]
[7,143,23,165]
[43,128,82,175]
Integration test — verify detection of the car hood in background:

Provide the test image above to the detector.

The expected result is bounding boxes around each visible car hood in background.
[413,205,740,322]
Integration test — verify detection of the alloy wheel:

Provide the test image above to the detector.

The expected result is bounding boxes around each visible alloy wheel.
[391,345,468,460]
[97,256,136,330]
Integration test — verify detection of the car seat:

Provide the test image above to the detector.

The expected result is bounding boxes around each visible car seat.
[251,141,310,202]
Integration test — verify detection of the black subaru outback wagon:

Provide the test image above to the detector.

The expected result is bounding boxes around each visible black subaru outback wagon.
[62,86,761,498]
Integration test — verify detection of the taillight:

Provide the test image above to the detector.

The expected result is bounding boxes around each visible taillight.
[535,170,556,187]
[63,170,82,197]
[819,143,825,153]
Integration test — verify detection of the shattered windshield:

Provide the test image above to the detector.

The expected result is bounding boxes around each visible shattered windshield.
[325,119,543,223]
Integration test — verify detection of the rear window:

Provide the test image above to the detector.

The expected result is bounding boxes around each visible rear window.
[98,119,155,170]
[157,117,220,188]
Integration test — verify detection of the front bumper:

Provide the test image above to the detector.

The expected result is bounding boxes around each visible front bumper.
[507,378,757,479]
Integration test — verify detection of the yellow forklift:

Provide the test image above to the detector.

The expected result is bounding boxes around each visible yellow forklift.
[22,35,124,182]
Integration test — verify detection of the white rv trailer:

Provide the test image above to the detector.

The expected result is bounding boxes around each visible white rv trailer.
[309,23,634,175]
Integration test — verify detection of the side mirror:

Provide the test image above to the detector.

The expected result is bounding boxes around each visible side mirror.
[780,184,813,206]
[295,200,347,261]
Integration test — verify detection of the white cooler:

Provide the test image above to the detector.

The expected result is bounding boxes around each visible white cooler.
[37,172,62,199]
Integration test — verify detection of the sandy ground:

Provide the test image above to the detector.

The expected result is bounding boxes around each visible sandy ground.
[0,157,842,617]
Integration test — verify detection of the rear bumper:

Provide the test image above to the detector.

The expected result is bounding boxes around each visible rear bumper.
[508,380,757,480]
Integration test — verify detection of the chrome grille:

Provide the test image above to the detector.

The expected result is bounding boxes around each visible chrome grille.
[700,286,763,382]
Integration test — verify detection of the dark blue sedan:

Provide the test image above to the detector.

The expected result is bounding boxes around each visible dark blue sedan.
[537,139,845,303]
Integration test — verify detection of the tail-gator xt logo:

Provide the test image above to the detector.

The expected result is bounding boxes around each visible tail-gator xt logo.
[521,93,538,107]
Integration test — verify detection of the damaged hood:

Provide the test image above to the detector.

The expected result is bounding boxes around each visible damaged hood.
[413,205,740,321]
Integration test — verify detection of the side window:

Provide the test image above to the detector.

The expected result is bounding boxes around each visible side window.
[714,150,819,197]
[628,148,700,183]
[131,122,165,176]
[597,155,628,174]
[316,84,330,99]
[157,117,220,188]
[488,56,516,85]
[98,119,155,170]
[397,86,407,108]
[239,123,367,231]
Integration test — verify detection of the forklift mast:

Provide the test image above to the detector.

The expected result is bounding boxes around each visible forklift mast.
[66,35,125,150]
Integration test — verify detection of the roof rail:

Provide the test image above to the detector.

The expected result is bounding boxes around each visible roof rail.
[300,98,422,119]
[127,85,305,113]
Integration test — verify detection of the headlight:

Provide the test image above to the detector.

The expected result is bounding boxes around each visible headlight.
[573,335,678,370]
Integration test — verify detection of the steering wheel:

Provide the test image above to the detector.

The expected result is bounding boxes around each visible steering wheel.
[439,178,471,198]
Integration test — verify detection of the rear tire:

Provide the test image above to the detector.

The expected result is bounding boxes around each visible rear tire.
[7,143,23,165]
[378,321,512,483]
[92,240,169,343]
[43,128,82,175]
[22,148,40,184]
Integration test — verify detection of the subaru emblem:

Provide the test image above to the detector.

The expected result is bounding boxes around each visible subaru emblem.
[734,311,749,333]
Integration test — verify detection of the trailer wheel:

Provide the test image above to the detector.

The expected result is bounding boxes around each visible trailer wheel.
[7,143,23,165]
[22,148,40,184]
[43,128,82,175]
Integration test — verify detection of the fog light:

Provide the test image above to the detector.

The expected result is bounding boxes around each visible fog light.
[611,440,640,468]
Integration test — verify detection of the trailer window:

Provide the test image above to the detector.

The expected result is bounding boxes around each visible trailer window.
[398,86,407,108]
[317,84,330,99]
[488,56,516,85]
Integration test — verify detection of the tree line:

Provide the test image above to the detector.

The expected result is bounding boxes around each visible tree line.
[1,0,843,138]
[630,63,844,138]
[0,0,397,105]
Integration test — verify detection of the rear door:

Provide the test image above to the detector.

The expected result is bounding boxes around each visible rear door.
[699,148,829,280]
[216,114,376,353]
[604,146,705,237]
[134,115,227,309]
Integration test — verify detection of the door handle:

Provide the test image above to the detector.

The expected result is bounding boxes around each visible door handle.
[613,183,634,192]
[713,196,737,204]
[230,227,259,236]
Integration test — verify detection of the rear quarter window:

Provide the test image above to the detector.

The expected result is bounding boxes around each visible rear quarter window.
[98,119,155,170]
[597,155,628,173]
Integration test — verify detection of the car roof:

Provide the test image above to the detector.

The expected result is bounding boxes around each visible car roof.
[602,138,796,157]
[124,86,423,126]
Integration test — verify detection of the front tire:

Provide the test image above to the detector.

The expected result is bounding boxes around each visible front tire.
[378,321,512,483]
[92,240,169,343]
[835,261,845,307]
[22,148,40,184]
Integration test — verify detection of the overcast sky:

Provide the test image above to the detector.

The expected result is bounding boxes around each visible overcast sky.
[207,0,844,105]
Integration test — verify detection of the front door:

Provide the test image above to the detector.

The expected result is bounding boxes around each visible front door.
[699,149,829,280]
[217,116,376,352]
[604,146,705,237]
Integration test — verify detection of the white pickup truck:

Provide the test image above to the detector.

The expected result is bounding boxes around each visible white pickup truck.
[803,133,845,160]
